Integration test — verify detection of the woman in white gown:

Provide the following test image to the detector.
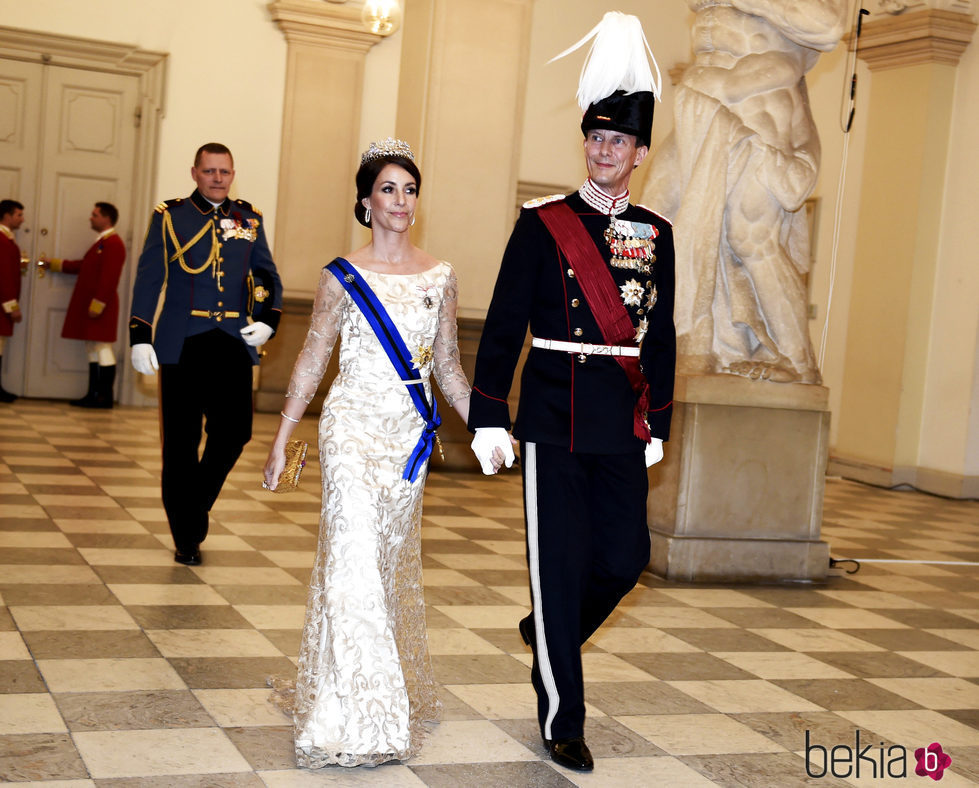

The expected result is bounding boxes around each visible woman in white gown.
[263,140,498,767]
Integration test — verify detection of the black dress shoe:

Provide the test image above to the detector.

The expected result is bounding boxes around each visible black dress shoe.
[174,547,201,566]
[545,736,594,771]
[518,615,535,648]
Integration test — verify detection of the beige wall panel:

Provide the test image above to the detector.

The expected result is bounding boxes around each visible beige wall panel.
[397,0,532,318]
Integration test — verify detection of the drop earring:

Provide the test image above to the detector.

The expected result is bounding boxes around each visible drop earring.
[410,215,416,226]
[365,205,371,223]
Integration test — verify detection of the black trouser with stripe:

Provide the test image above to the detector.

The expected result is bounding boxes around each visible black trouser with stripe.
[159,329,254,553]
[521,440,651,742]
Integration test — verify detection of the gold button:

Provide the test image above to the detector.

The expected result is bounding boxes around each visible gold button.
[567,268,575,278]
[577,354,587,364]
[574,328,583,337]
[571,298,580,307]
[217,301,223,307]
[637,308,644,315]
[214,314,223,323]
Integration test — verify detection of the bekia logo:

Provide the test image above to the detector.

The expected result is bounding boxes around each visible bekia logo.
[806,731,952,780]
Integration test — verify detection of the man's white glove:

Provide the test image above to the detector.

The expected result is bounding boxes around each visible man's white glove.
[240,321,273,346]
[645,437,664,468]
[471,427,515,475]
[131,343,159,375]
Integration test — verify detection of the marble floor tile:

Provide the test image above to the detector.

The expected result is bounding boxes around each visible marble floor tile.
[72,728,252,777]
[144,629,283,658]
[715,652,855,680]
[585,680,715,716]
[749,628,885,652]
[444,683,540,720]
[76,548,176,566]
[426,628,504,656]
[408,719,535,765]
[0,733,88,782]
[0,631,31,660]
[433,654,532,685]
[0,694,68,734]
[616,713,785,755]
[771,678,923,711]
[666,679,824,713]
[554,755,717,787]
[54,689,213,731]
[0,565,100,584]
[836,709,979,748]
[223,725,296,771]
[107,583,230,606]
[0,659,46,692]
[784,607,910,629]
[260,765,428,786]
[808,650,949,679]
[924,628,979,649]
[657,589,776,608]
[37,657,186,693]
[410,760,571,788]
[169,656,297,689]
[624,606,739,629]
[586,626,703,655]
[188,569,302,590]
[232,605,306,630]
[867,677,979,709]
[9,605,138,631]
[22,630,160,660]
[432,604,532,630]
[665,627,795,653]
[683,751,852,788]
[422,568,483,587]
[192,688,291,727]
[621,652,759,681]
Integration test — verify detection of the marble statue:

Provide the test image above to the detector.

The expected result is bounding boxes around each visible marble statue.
[643,0,847,383]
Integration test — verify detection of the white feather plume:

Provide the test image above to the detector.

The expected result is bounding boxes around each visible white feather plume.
[549,11,662,108]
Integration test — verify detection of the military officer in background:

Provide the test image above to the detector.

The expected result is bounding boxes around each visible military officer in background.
[130,142,282,566]
[0,199,25,403]
[468,13,676,773]
[40,202,126,408]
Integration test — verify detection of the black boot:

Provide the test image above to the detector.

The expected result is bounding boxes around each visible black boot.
[0,355,15,403]
[83,364,115,409]
[71,362,99,406]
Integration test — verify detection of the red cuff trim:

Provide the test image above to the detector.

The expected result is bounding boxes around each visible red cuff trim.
[473,386,508,404]
[130,316,152,327]
[649,400,673,412]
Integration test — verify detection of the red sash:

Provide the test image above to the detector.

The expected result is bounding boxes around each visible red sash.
[538,201,651,442]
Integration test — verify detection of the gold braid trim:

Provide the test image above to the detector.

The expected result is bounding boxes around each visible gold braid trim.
[162,210,218,275]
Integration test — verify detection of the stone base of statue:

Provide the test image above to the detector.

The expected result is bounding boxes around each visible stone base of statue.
[647,374,831,583]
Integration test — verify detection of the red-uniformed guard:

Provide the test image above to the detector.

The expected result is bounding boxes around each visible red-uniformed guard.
[41,202,126,408]
[468,13,676,773]
[0,199,25,403]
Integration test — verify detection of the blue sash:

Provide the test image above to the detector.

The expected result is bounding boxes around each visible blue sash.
[326,258,441,482]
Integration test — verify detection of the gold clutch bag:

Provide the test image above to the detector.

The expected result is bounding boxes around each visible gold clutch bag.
[273,439,308,493]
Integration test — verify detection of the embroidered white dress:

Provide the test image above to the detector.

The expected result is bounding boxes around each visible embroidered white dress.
[277,259,470,768]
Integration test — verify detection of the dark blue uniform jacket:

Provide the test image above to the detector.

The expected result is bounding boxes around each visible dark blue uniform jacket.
[129,190,282,364]
[468,190,676,454]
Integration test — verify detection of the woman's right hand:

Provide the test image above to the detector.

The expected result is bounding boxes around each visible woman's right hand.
[263,445,286,491]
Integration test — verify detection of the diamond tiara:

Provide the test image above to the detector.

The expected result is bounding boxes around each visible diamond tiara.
[360,137,415,166]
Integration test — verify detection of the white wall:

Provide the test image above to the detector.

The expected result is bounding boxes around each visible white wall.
[0,0,287,245]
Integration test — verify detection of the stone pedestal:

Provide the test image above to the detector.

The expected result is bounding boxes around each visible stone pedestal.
[647,375,831,582]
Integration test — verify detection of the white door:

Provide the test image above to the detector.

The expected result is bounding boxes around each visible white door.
[0,59,138,399]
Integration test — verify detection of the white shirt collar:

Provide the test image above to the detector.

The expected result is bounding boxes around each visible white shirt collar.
[579,178,630,216]
[0,225,13,240]
[96,227,115,241]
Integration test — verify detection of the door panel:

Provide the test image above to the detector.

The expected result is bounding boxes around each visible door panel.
[0,59,41,397]
[21,64,138,398]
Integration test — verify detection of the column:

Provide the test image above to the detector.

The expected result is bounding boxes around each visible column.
[832,5,976,495]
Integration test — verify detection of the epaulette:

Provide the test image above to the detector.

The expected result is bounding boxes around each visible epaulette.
[154,198,183,214]
[235,198,262,216]
[637,204,673,227]
[522,193,566,210]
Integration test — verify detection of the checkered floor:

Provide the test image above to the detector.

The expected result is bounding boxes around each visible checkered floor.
[1,399,978,786]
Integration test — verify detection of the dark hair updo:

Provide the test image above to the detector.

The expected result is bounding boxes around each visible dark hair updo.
[354,155,422,228]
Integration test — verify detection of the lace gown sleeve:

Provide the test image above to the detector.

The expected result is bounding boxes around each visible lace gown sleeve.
[433,265,471,406]
[285,267,346,404]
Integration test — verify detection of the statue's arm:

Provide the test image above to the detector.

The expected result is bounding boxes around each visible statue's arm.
[728,0,847,51]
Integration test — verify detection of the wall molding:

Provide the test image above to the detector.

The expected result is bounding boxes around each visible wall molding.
[848,9,977,70]
[828,454,979,499]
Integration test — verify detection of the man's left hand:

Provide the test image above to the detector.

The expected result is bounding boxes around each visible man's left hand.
[645,438,664,467]
[240,322,273,346]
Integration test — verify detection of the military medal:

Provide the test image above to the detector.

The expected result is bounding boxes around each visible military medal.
[411,345,434,370]
[605,218,657,273]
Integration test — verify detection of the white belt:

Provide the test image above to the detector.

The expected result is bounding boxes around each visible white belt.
[531,337,640,357]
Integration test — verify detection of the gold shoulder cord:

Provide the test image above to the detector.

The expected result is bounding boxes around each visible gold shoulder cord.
[163,211,218,275]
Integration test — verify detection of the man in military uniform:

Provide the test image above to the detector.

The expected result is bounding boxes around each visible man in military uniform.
[0,199,25,403]
[130,142,282,565]
[468,13,676,773]
[41,202,126,408]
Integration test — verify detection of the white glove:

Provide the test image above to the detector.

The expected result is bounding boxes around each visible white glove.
[470,427,515,475]
[645,437,664,468]
[131,343,159,375]
[240,321,273,346]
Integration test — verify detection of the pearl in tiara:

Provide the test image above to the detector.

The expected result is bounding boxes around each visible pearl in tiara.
[360,137,416,166]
